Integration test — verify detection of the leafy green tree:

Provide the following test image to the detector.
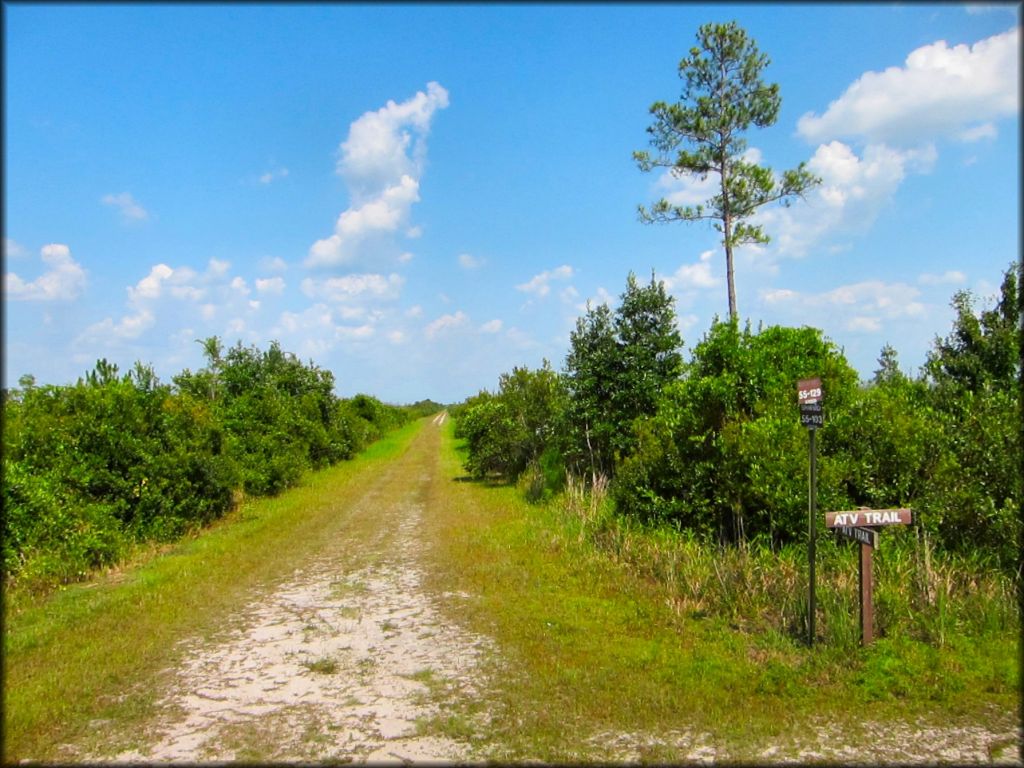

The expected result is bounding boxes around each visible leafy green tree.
[872,343,904,386]
[634,21,819,321]
[198,336,223,401]
[563,301,620,479]
[562,273,684,479]
[925,264,1020,393]
[915,263,1021,572]
[613,273,685,454]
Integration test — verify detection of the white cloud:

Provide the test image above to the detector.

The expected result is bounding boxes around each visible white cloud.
[576,286,615,312]
[273,304,379,348]
[398,251,415,264]
[129,264,173,301]
[965,3,1020,16]
[677,313,700,334]
[79,257,258,348]
[208,258,231,277]
[956,122,998,142]
[4,238,27,258]
[301,272,404,303]
[308,176,421,267]
[259,256,288,273]
[337,176,420,237]
[336,324,375,341]
[259,167,289,185]
[480,319,503,334]
[752,140,937,259]
[504,326,538,351]
[255,276,286,294]
[78,309,155,341]
[405,304,424,318]
[458,253,484,270]
[5,243,87,301]
[275,304,334,335]
[425,310,468,340]
[308,82,449,269]
[797,27,1020,145]
[846,316,883,333]
[919,270,967,286]
[517,265,574,297]
[760,279,927,333]
[664,250,720,290]
[339,81,449,195]
[101,192,149,221]
[655,167,717,207]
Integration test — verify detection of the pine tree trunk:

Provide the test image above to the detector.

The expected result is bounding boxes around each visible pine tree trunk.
[723,214,738,323]
[721,158,738,323]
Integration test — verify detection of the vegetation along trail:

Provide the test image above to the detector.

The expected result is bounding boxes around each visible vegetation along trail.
[7,414,1020,763]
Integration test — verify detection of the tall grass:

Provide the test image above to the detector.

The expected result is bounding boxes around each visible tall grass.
[561,473,1019,651]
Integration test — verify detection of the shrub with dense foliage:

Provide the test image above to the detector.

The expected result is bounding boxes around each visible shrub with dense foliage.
[2,340,410,590]
[454,362,565,484]
[614,320,859,544]
[457,264,1021,575]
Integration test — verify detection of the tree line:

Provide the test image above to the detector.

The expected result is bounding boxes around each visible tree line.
[3,339,420,590]
[454,265,1021,575]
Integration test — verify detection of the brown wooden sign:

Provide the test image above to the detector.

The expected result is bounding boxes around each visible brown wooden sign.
[836,525,878,548]
[824,507,912,647]
[825,508,912,528]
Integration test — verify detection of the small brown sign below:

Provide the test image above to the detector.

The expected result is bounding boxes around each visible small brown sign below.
[836,525,879,548]
[825,508,912,528]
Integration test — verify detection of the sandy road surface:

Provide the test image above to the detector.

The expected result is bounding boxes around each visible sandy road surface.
[96,418,494,764]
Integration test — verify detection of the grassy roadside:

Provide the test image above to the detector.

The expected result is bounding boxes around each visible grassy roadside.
[2,419,424,762]
[422,419,1021,762]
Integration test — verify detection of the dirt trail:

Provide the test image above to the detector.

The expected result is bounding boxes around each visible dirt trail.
[101,419,494,764]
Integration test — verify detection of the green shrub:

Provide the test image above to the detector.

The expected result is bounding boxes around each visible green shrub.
[2,340,407,591]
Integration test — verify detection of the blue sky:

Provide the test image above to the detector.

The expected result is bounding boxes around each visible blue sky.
[4,3,1020,403]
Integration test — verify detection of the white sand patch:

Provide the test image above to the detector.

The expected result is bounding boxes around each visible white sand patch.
[585,719,1022,764]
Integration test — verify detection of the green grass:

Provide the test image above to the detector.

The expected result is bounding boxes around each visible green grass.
[303,657,340,675]
[2,419,424,762]
[422,419,1021,762]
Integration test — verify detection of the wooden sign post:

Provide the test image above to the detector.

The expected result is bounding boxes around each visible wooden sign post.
[825,508,912,645]
[797,378,823,646]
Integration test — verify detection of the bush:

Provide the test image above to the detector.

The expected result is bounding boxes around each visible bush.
[613,320,859,545]
[458,363,565,482]
[2,341,409,591]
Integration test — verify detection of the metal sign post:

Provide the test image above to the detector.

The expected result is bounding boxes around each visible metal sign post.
[797,378,823,646]
[808,427,817,646]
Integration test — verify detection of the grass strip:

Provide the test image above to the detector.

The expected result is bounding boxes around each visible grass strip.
[2,419,424,762]
[423,419,1020,762]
